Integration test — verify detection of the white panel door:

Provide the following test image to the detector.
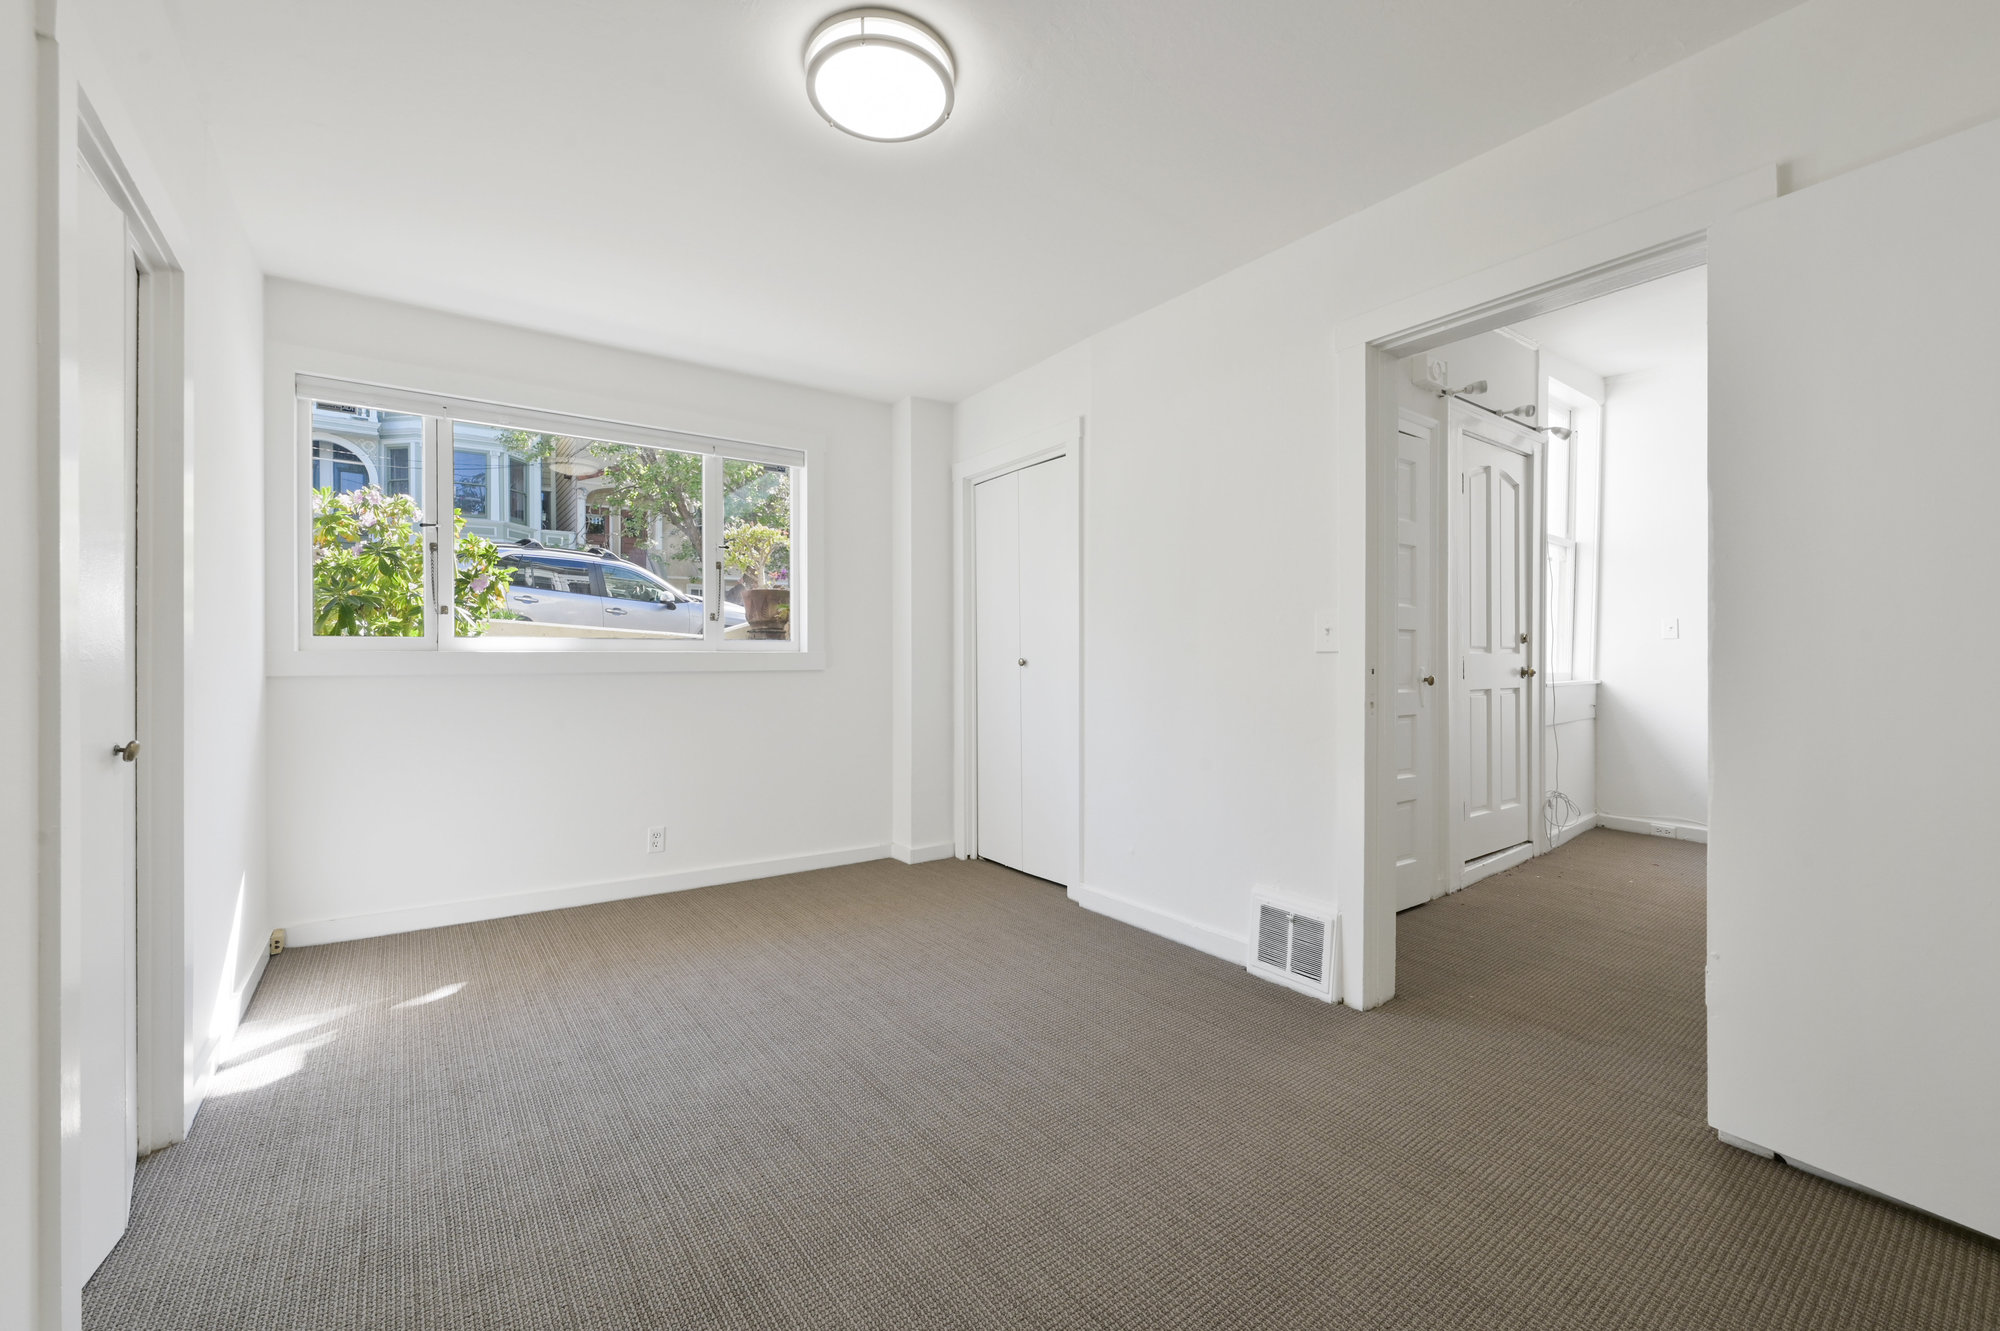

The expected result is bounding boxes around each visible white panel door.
[1451,411,1534,864]
[974,471,1024,870]
[1708,116,2000,1237]
[76,161,140,1276]
[1391,426,1439,909]
[1016,455,1079,886]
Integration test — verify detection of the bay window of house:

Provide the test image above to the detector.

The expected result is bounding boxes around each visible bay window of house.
[300,377,803,652]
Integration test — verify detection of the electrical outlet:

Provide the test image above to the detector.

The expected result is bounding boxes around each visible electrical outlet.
[269,928,286,956]
[647,826,666,854]
[1651,823,1675,837]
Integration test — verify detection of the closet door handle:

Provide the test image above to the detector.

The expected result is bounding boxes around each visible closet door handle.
[1018,658,1027,666]
[1422,675,1435,686]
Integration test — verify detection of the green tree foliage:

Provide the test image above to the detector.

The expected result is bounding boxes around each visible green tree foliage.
[311,486,511,637]
[723,463,791,590]
[723,523,789,589]
[595,442,704,564]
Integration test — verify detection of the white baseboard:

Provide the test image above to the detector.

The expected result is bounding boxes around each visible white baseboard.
[890,840,956,865]
[1599,814,1708,843]
[1548,813,1600,849]
[281,843,894,947]
[185,943,271,1133]
[1068,882,1247,966]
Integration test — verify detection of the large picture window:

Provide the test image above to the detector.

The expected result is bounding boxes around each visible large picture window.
[299,378,805,653]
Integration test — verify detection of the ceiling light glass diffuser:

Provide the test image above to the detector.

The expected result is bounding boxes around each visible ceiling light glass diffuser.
[805,9,955,142]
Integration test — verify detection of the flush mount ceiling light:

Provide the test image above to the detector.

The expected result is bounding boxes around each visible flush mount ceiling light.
[805,9,955,143]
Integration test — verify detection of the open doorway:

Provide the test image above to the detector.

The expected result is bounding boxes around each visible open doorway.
[1377,265,1709,913]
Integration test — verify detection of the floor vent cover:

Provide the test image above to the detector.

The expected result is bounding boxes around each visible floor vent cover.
[1247,893,1339,1003]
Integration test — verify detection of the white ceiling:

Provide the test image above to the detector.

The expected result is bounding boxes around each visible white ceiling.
[1507,266,1708,379]
[166,1,1785,402]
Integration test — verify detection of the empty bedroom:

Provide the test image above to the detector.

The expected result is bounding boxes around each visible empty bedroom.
[5,1,1997,1328]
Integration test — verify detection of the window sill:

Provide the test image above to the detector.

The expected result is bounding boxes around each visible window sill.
[268,643,823,677]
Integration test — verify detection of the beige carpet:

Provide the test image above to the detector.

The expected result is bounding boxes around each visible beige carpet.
[84,830,1998,1329]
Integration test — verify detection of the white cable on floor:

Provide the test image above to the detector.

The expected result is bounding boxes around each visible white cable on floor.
[1544,682,1583,843]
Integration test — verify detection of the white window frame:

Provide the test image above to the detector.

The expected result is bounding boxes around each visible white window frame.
[283,374,818,674]
[1545,378,1602,682]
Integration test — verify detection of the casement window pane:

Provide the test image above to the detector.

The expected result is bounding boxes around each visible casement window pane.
[309,400,427,637]
[1546,541,1576,680]
[450,421,706,640]
[722,459,793,642]
[1547,426,1573,541]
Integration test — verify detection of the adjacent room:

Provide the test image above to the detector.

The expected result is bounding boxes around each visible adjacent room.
[7,2,1998,1328]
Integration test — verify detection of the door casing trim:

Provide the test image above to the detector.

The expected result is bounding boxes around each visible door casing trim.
[1348,166,1778,1009]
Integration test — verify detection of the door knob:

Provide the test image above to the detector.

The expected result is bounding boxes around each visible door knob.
[112,740,140,762]
[1422,675,1435,686]
[1018,658,1027,666]
[1518,666,1537,678]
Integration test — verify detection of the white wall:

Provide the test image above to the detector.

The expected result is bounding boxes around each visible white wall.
[952,0,2000,1002]
[1597,363,1709,833]
[889,398,955,862]
[3,2,40,1324]
[1708,114,2000,1237]
[263,282,894,944]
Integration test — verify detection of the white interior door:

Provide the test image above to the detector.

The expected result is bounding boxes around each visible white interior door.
[1015,455,1079,886]
[974,470,1024,870]
[974,454,1079,886]
[1451,408,1535,865]
[1707,115,2000,1238]
[76,160,141,1275]
[1391,425,1440,909]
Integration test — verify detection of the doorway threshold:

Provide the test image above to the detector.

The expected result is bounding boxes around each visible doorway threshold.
[1461,840,1535,888]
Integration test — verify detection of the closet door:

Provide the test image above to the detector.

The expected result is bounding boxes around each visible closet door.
[974,454,1079,885]
[1017,455,1079,885]
[974,471,1024,869]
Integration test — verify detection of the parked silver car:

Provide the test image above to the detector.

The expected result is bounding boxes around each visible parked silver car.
[499,547,744,637]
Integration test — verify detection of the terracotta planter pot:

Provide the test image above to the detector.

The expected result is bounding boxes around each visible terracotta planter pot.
[743,586,791,640]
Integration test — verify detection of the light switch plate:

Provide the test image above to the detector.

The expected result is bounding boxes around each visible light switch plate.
[1314,610,1339,653]
[1661,618,1679,640]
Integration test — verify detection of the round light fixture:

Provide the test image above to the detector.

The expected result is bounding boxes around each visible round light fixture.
[805,9,955,143]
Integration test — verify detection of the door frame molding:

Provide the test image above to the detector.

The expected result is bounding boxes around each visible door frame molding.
[1347,166,1778,1009]
[68,93,191,1165]
[950,418,1084,878]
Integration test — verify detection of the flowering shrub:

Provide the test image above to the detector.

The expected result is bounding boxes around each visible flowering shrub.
[311,486,511,637]
[450,511,512,636]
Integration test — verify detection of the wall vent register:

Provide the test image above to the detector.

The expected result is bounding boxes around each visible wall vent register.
[1248,892,1340,1003]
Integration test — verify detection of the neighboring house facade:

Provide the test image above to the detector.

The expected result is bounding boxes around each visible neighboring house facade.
[310,403,703,594]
